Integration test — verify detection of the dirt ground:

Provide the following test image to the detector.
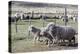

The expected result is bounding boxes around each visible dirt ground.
[11,37,78,53]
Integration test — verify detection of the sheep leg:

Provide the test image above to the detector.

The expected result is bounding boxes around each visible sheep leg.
[73,37,75,45]
[55,37,60,46]
[72,36,75,45]
[47,39,51,47]
[33,36,37,44]
[45,39,48,45]
[68,40,72,45]
[37,36,40,41]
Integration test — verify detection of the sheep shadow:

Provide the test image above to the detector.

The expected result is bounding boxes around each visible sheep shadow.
[59,43,78,47]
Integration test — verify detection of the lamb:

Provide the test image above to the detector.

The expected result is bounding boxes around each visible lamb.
[28,25,42,43]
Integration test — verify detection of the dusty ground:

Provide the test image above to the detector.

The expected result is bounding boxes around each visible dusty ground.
[11,38,78,53]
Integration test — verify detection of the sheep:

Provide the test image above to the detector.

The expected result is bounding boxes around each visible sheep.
[28,25,42,43]
[40,27,53,47]
[14,13,21,21]
[46,22,77,45]
[46,22,56,38]
[56,26,76,44]
[28,25,53,47]
[70,16,77,22]
[73,17,77,22]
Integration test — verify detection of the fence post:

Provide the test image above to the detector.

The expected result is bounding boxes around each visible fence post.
[15,13,18,33]
[28,15,31,37]
[15,18,17,33]
[43,16,44,27]
[64,8,68,26]
[28,11,34,38]
[54,11,57,25]
[42,14,46,27]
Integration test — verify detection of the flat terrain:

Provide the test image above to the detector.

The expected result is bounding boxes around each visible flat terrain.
[10,19,78,53]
